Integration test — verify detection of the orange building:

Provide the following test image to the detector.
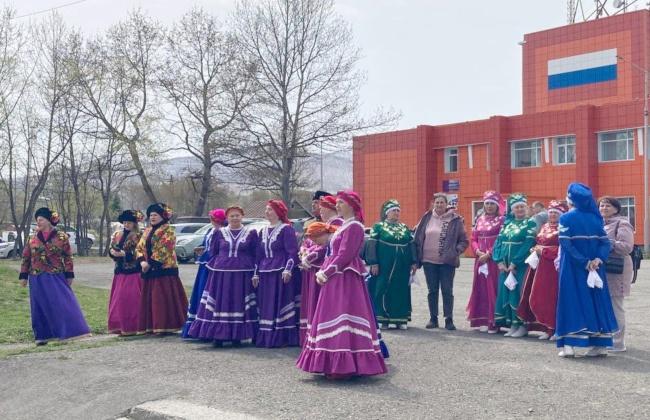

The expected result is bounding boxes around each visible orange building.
[354,10,650,244]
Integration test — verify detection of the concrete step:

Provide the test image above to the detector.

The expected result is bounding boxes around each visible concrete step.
[120,399,262,420]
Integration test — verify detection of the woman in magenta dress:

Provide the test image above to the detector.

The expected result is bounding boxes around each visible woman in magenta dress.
[254,200,301,347]
[188,206,260,346]
[298,222,336,347]
[297,190,387,378]
[319,195,344,227]
[518,200,568,340]
[466,191,505,333]
[108,210,144,336]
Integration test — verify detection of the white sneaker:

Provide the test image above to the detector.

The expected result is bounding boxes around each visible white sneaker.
[487,329,498,334]
[398,324,407,330]
[558,345,575,357]
[510,326,528,338]
[538,332,550,340]
[549,335,558,342]
[479,326,488,333]
[585,346,608,357]
[388,323,397,329]
[504,327,515,337]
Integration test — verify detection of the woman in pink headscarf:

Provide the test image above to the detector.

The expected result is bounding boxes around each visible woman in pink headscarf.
[466,191,505,333]
[297,190,387,379]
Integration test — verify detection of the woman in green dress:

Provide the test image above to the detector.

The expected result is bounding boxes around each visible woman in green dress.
[365,199,417,330]
[492,193,537,338]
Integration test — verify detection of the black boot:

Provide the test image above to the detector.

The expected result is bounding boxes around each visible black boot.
[213,340,223,348]
[445,317,456,331]
[426,317,439,329]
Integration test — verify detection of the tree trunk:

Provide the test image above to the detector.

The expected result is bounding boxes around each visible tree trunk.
[125,140,157,204]
[194,160,212,216]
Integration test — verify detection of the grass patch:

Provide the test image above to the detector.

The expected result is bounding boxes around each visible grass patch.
[0,266,109,344]
[0,338,120,359]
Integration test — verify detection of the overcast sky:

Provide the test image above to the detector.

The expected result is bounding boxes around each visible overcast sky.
[11,0,633,129]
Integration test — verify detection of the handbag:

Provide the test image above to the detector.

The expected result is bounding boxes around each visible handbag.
[604,220,624,274]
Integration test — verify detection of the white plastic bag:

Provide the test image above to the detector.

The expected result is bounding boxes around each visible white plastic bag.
[504,272,518,291]
[525,252,540,269]
[478,263,489,277]
[587,270,604,289]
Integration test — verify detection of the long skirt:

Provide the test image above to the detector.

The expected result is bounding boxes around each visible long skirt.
[466,259,499,329]
[181,263,210,338]
[299,268,320,347]
[296,269,387,376]
[108,272,142,335]
[28,272,91,344]
[137,274,188,334]
[188,269,259,342]
[367,269,411,326]
[494,264,527,328]
[556,266,618,348]
[256,270,300,348]
[517,261,558,334]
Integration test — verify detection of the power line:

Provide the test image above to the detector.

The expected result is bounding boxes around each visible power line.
[12,0,90,20]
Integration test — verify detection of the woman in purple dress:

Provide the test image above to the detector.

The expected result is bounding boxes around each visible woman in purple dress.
[188,206,260,347]
[297,190,387,379]
[254,200,301,348]
[466,191,505,333]
[19,207,91,345]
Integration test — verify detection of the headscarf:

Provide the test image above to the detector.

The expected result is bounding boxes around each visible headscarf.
[267,199,290,224]
[482,190,505,215]
[337,190,364,224]
[305,222,337,237]
[566,182,601,219]
[146,203,173,222]
[34,207,60,226]
[319,195,337,212]
[312,190,332,201]
[118,210,144,224]
[547,200,569,215]
[209,208,227,225]
[381,199,400,221]
[506,192,527,221]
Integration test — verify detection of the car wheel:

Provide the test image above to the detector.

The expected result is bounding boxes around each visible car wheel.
[7,250,15,259]
[81,238,93,250]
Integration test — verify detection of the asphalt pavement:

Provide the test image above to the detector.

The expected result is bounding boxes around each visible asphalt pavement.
[1,259,649,419]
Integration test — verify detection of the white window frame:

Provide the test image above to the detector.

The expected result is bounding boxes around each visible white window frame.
[471,200,484,226]
[511,139,542,169]
[553,135,576,165]
[617,196,636,229]
[598,130,635,162]
[444,147,458,173]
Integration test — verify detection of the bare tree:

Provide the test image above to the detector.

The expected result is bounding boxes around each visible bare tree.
[74,9,163,204]
[160,7,253,216]
[232,0,398,203]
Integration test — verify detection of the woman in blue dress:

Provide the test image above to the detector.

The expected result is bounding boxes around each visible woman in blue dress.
[181,209,227,338]
[555,183,618,357]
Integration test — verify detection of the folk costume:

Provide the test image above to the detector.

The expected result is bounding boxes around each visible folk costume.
[19,207,90,344]
[136,203,188,334]
[365,199,416,328]
[297,191,387,377]
[107,210,144,336]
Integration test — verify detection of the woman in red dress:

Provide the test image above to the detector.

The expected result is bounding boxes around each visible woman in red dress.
[518,200,568,339]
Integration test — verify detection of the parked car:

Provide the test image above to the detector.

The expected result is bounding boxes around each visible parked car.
[0,240,16,259]
[171,223,208,238]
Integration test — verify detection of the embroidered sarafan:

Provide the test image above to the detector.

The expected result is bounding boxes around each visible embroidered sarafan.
[19,230,74,279]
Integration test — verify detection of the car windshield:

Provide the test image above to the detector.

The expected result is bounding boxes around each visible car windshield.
[194,224,213,235]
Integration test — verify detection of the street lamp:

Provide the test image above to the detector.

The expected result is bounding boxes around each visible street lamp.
[618,54,650,254]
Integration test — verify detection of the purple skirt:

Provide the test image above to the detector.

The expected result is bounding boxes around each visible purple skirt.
[28,272,91,343]
[256,269,301,348]
[188,269,259,341]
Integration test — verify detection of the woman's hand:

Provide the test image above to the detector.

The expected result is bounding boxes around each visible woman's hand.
[478,253,490,264]
[316,271,328,285]
[508,263,516,274]
[140,261,150,273]
[282,270,292,283]
[410,264,418,275]
[370,265,379,276]
[498,262,508,272]
[110,248,125,257]
[588,258,603,271]
[534,246,542,256]
[252,275,260,288]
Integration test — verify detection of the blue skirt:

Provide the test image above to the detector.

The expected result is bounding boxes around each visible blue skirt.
[181,263,210,339]
[28,272,91,343]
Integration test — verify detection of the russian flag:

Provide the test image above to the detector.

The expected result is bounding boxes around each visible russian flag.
[547,48,617,90]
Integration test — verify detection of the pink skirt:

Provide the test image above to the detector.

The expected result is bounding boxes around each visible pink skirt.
[108,272,142,335]
[299,268,321,347]
[296,269,387,376]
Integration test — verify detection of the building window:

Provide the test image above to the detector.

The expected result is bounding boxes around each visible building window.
[598,130,634,162]
[471,201,484,226]
[511,140,542,168]
[618,197,636,229]
[444,147,458,173]
[553,136,576,165]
